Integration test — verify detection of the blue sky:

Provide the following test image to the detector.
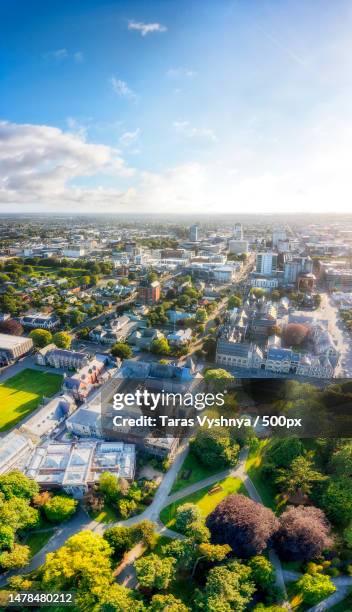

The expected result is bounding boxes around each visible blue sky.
[1,0,352,214]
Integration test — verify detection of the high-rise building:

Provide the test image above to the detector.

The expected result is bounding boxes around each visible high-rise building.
[255,252,278,276]
[272,228,286,247]
[283,256,313,284]
[189,224,199,242]
[138,280,161,304]
[233,223,243,240]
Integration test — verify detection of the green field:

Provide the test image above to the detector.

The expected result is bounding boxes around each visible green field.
[160,476,247,530]
[0,369,63,431]
[25,529,56,558]
[170,450,224,494]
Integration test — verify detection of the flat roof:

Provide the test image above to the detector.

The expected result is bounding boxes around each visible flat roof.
[0,333,32,349]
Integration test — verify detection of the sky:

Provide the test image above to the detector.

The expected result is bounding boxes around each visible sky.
[1,0,352,215]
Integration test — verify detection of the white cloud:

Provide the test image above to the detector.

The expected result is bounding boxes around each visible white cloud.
[119,128,141,147]
[0,120,134,210]
[128,20,167,36]
[43,49,84,63]
[110,77,137,101]
[173,120,217,142]
[167,67,197,78]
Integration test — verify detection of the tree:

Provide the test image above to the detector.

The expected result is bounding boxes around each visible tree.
[99,583,145,611]
[0,543,30,570]
[274,506,333,562]
[150,337,170,355]
[43,495,77,523]
[149,594,189,611]
[134,520,156,548]
[0,470,39,500]
[29,328,53,347]
[195,560,256,611]
[296,572,335,605]
[329,443,352,477]
[206,494,279,558]
[104,526,135,557]
[174,503,202,534]
[111,342,133,360]
[248,556,276,592]
[135,553,176,591]
[320,477,352,526]
[204,368,235,391]
[0,497,39,532]
[228,296,242,310]
[275,456,326,498]
[196,308,208,323]
[41,531,113,609]
[0,525,14,551]
[190,429,240,469]
[282,323,309,347]
[99,471,120,503]
[264,438,304,469]
[53,331,71,349]
[0,319,23,336]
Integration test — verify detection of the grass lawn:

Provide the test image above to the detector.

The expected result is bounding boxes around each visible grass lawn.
[25,529,56,558]
[160,476,247,530]
[170,450,224,494]
[246,439,279,511]
[0,368,63,431]
[88,503,118,524]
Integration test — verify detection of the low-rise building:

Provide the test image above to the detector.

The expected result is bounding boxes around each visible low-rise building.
[36,346,88,369]
[21,313,60,330]
[0,333,33,365]
[26,440,136,498]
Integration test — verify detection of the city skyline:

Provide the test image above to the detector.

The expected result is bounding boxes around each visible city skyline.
[1,0,352,214]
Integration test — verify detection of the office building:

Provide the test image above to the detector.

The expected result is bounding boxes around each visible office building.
[272,228,286,247]
[189,224,199,242]
[233,223,243,240]
[255,252,278,276]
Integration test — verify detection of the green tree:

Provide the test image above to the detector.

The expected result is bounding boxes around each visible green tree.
[174,503,202,534]
[204,368,235,391]
[191,429,239,468]
[0,470,39,500]
[195,560,256,611]
[29,328,53,347]
[150,337,170,355]
[149,594,189,611]
[275,456,326,497]
[321,477,352,526]
[248,556,276,591]
[111,342,133,360]
[135,554,176,591]
[265,437,304,469]
[104,526,135,557]
[52,331,71,349]
[0,543,30,569]
[0,497,39,532]
[296,572,335,605]
[329,443,352,477]
[44,495,77,523]
[99,472,120,503]
[99,583,145,610]
[196,308,208,323]
[41,531,113,609]
[228,295,242,309]
[0,525,14,551]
